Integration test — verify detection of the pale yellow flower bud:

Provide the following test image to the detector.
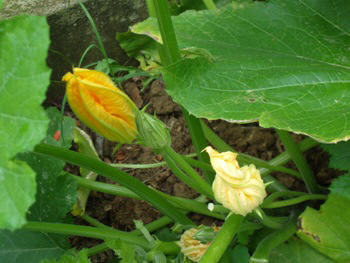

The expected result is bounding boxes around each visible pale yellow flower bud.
[178,226,220,262]
[205,146,266,216]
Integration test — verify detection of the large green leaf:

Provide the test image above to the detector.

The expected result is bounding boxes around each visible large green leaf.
[322,141,350,171]
[297,194,350,262]
[17,107,77,222]
[0,15,50,160]
[0,230,66,263]
[0,15,50,230]
[133,0,350,142]
[17,151,77,222]
[0,160,36,230]
[329,174,350,202]
[270,239,334,263]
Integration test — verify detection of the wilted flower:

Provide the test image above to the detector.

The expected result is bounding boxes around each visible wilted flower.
[178,226,220,262]
[205,146,266,216]
[62,68,137,143]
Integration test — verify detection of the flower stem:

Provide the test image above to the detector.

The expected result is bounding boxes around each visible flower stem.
[253,208,287,229]
[250,222,297,263]
[261,194,327,209]
[276,130,319,193]
[87,243,109,257]
[199,213,244,263]
[80,214,112,230]
[202,0,218,10]
[23,221,150,249]
[163,145,214,199]
[109,153,197,169]
[150,0,214,184]
[183,112,214,183]
[152,0,181,62]
[71,173,224,219]
[34,143,193,225]
[146,241,180,261]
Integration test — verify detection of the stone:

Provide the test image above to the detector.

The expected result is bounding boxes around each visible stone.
[1,0,148,103]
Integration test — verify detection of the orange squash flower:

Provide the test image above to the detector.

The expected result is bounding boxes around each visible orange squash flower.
[62,68,138,143]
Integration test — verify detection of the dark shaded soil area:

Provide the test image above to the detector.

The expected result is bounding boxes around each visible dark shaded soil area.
[67,78,339,262]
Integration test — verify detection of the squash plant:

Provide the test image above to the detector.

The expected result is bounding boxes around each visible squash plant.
[0,0,350,262]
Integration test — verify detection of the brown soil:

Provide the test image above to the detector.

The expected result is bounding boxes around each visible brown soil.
[67,78,339,262]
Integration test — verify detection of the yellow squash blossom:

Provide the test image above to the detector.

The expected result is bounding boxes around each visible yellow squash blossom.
[178,226,220,262]
[205,146,266,216]
[62,68,138,143]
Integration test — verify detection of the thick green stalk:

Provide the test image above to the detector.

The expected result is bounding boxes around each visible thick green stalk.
[199,213,244,263]
[109,153,196,169]
[152,0,181,62]
[276,130,319,193]
[34,143,193,225]
[87,243,109,256]
[72,174,141,200]
[23,221,150,249]
[131,217,172,235]
[262,190,306,204]
[262,137,318,171]
[202,0,218,10]
[261,194,327,209]
[147,241,180,261]
[183,112,215,183]
[80,214,113,230]
[163,145,214,198]
[253,208,287,229]
[72,174,224,219]
[163,153,208,196]
[145,0,171,65]
[151,0,213,183]
[250,223,297,263]
[182,155,213,173]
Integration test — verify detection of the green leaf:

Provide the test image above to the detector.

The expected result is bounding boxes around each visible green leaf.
[0,15,50,230]
[44,107,76,149]
[0,15,50,160]
[269,239,334,263]
[107,239,138,263]
[329,174,350,201]
[134,0,350,143]
[40,249,90,263]
[322,141,350,171]
[16,108,77,222]
[0,230,66,263]
[0,160,36,230]
[297,194,350,262]
[21,152,77,222]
